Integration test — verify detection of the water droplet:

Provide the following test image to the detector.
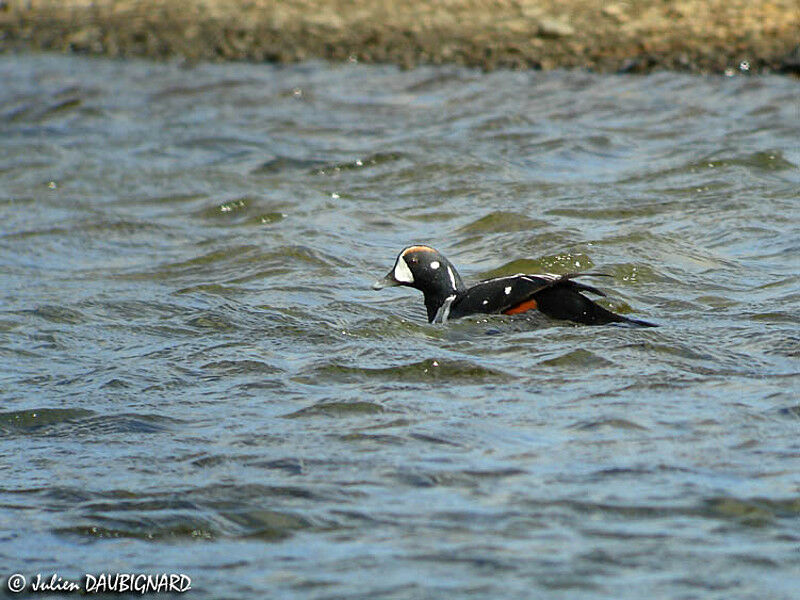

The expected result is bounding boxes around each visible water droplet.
[739,60,750,72]
[724,67,735,77]
[331,192,340,199]
[47,181,57,189]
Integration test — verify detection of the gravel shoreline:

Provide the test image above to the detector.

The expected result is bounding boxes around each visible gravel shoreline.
[1,0,798,74]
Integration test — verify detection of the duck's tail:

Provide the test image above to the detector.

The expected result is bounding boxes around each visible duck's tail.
[536,276,659,327]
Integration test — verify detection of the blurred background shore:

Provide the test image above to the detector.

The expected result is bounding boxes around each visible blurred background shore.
[1,0,798,73]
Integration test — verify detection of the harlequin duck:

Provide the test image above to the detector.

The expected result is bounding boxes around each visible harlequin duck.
[373,245,657,326]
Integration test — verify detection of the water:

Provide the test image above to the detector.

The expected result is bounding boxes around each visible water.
[1,54,798,598]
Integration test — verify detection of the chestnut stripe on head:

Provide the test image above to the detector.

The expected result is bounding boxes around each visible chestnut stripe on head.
[402,245,436,256]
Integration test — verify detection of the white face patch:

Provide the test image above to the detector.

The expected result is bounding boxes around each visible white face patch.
[393,256,414,284]
[447,265,457,290]
[504,286,512,295]
[430,260,440,270]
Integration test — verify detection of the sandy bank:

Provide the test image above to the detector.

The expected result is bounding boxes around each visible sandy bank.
[1,0,798,73]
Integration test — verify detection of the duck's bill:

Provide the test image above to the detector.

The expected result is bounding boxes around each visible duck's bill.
[372,271,401,290]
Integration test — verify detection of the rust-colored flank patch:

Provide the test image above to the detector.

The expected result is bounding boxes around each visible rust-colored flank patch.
[504,298,538,315]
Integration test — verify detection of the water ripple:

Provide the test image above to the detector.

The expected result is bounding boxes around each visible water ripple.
[1,55,798,600]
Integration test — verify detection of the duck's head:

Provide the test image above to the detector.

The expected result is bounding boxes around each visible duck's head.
[373,245,465,322]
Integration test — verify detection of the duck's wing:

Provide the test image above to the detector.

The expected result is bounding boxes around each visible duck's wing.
[451,273,657,327]
[449,274,562,317]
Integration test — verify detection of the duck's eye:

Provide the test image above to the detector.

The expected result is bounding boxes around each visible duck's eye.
[410,257,418,264]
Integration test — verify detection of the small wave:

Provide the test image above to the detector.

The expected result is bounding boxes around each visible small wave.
[294,358,512,385]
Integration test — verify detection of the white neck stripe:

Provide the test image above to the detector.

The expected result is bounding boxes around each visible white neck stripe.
[447,265,457,290]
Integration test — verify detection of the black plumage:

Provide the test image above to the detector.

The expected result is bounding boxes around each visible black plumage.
[373,245,657,327]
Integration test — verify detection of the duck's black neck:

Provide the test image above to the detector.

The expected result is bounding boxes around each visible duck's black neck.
[424,290,457,322]
[422,261,465,322]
